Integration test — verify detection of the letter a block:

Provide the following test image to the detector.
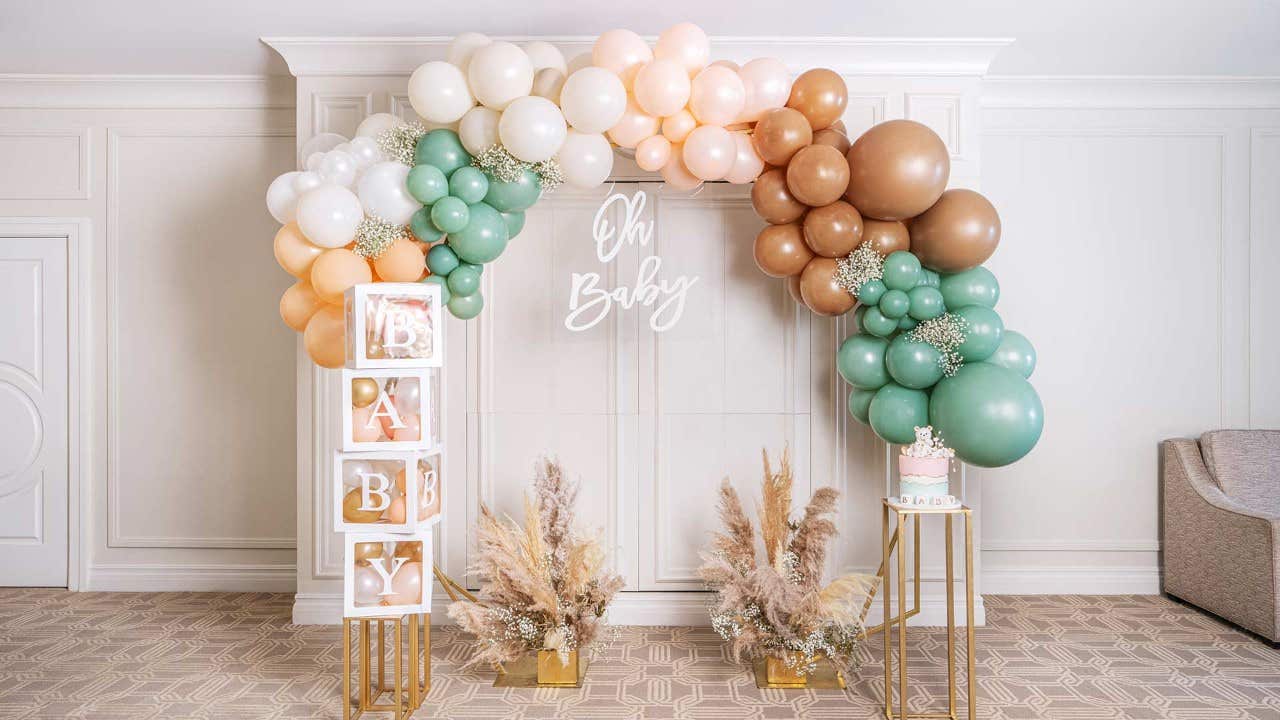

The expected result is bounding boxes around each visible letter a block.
[341,368,434,452]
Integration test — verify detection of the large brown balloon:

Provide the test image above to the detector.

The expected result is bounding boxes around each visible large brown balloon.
[860,219,911,256]
[802,200,863,258]
[785,275,804,305]
[812,120,851,155]
[798,257,856,316]
[909,188,1001,272]
[845,119,950,221]
[750,168,807,224]
[753,223,814,277]
[786,68,848,131]
[752,107,813,166]
[785,144,850,207]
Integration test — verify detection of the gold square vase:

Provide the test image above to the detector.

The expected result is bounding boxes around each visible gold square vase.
[494,649,587,688]
[753,652,846,689]
[537,649,580,686]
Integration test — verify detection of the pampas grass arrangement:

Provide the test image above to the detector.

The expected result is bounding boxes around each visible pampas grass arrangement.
[700,447,876,677]
[448,458,624,668]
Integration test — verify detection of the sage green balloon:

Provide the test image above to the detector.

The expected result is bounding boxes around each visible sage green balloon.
[410,206,444,243]
[940,266,999,309]
[449,202,509,263]
[483,168,541,212]
[460,261,483,275]
[837,333,890,390]
[852,304,867,333]
[431,196,470,234]
[898,316,917,330]
[878,289,910,319]
[414,129,472,177]
[448,290,485,320]
[446,263,481,297]
[502,210,526,239]
[930,362,1043,467]
[907,286,944,320]
[449,166,490,204]
[869,383,931,445]
[425,243,460,276]
[420,273,451,304]
[857,278,887,304]
[406,164,448,205]
[885,335,944,389]
[863,306,898,338]
[847,387,876,424]
[987,329,1037,379]
[917,269,941,289]
[882,250,922,291]
[955,305,1003,362]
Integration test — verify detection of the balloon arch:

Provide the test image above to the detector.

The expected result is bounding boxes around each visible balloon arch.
[266,24,1043,468]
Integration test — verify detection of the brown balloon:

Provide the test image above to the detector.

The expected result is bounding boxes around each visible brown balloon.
[785,275,804,305]
[785,144,851,207]
[786,68,848,131]
[803,200,863,258]
[844,119,950,221]
[754,222,815,277]
[860,219,911,256]
[751,107,813,166]
[812,125,851,155]
[750,168,807,224]
[908,188,1001,272]
[798,257,856,316]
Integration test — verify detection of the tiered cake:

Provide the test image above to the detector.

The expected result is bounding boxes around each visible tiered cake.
[897,426,958,509]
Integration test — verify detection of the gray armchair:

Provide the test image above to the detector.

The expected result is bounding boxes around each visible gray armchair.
[1162,430,1280,642]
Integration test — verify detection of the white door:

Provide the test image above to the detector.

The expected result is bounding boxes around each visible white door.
[0,236,68,586]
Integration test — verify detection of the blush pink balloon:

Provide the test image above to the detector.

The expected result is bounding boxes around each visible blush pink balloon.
[662,110,697,143]
[689,65,746,126]
[606,96,660,149]
[654,22,710,76]
[392,414,421,442]
[633,59,692,117]
[352,406,381,442]
[737,57,792,123]
[635,134,673,172]
[724,131,766,184]
[710,59,740,72]
[592,29,653,88]
[682,125,736,181]
[386,561,423,605]
[661,146,702,190]
[353,564,383,605]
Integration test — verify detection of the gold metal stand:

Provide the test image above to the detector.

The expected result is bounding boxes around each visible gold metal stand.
[881,500,976,720]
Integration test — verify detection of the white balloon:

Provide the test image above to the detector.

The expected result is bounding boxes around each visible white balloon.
[408,61,475,124]
[358,162,421,226]
[447,32,492,74]
[392,378,420,418]
[559,67,627,134]
[298,133,346,169]
[531,68,566,103]
[556,130,613,189]
[265,171,303,224]
[355,113,404,139]
[318,150,358,188]
[293,171,323,195]
[468,41,534,110]
[566,52,593,75]
[343,459,376,488]
[459,106,501,155]
[296,184,362,248]
[498,96,567,162]
[305,151,325,172]
[523,41,567,75]
[346,136,384,169]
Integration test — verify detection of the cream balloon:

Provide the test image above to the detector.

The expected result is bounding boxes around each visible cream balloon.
[468,41,534,110]
[654,22,710,76]
[689,65,746,126]
[408,61,474,124]
[661,147,702,191]
[357,162,421,225]
[566,52,593,75]
[523,40,567,75]
[724,131,765,184]
[292,171,323,196]
[317,150,358,188]
[556,130,613,188]
[498,96,567,162]
[354,113,403,139]
[592,29,652,87]
[345,136,383,169]
[296,184,362,249]
[304,152,325,172]
[661,110,697,143]
[635,134,672,172]
[531,68,566,102]
[458,106,501,155]
[606,96,660,149]
[298,133,346,169]
[682,125,736,181]
[559,67,627,134]
[266,171,304,224]
[737,57,792,123]
[633,59,692,117]
[446,32,491,74]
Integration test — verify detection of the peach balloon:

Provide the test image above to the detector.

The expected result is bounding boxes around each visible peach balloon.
[653,22,709,76]
[303,304,346,368]
[385,561,423,605]
[274,222,324,278]
[660,147,702,191]
[633,59,691,117]
[723,132,765,184]
[689,65,746,126]
[737,57,792,123]
[606,96,660,149]
[710,59,740,72]
[662,110,697,143]
[311,248,372,304]
[384,496,407,524]
[392,414,422,442]
[592,29,652,87]
[280,279,323,332]
[351,405,382,442]
[372,237,426,282]
[682,125,736,181]
[635,134,672,172]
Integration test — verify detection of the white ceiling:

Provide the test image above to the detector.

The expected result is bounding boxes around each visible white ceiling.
[3,0,1278,77]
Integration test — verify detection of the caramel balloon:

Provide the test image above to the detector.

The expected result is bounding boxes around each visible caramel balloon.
[754,223,815,278]
[798,257,856,316]
[354,541,385,564]
[303,304,346,369]
[786,68,847,131]
[845,119,950,221]
[751,107,813,166]
[785,275,804,305]
[750,168,807,224]
[279,279,323,333]
[812,122,851,155]
[394,541,424,562]
[861,219,911,256]
[802,200,863,258]
[908,188,1001,273]
[785,144,850,207]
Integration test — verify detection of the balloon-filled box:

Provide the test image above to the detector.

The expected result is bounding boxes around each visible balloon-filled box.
[341,368,440,452]
[344,282,444,369]
[343,531,434,618]
[333,450,444,534]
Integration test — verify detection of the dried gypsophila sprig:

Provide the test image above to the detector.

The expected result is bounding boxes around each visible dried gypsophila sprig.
[377,122,427,165]
[835,241,885,296]
[907,312,969,376]
[353,214,409,260]
[472,144,563,192]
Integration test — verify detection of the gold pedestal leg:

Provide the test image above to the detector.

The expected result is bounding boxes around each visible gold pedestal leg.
[965,511,976,719]
[897,512,908,718]
[360,620,370,710]
[945,514,956,720]
[424,613,432,700]
[343,619,352,720]
[882,502,892,719]
[377,620,386,697]
[394,619,403,720]
[409,614,419,711]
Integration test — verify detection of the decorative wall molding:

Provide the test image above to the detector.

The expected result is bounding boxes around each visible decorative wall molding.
[984,75,1280,110]
[0,127,90,199]
[88,562,297,592]
[0,74,294,109]
[983,566,1162,595]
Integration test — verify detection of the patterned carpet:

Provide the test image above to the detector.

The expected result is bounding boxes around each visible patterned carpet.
[1,591,1278,719]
